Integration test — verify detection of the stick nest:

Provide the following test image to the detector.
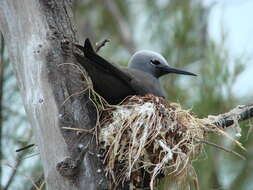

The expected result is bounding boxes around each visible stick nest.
[98,94,227,189]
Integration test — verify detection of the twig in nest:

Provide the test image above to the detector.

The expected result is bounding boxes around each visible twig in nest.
[194,138,245,160]
[95,39,110,52]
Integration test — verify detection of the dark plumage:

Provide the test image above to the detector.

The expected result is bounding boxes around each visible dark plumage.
[74,39,196,104]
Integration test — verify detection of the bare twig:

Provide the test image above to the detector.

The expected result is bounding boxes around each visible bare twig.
[95,39,110,52]
[209,104,253,128]
[195,138,245,160]
[3,159,40,190]
[4,151,27,190]
[16,144,35,152]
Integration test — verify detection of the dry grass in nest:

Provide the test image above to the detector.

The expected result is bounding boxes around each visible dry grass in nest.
[98,94,236,190]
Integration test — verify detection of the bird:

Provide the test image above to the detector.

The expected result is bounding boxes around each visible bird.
[74,39,196,104]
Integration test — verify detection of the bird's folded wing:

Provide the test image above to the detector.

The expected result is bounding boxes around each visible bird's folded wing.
[74,39,137,104]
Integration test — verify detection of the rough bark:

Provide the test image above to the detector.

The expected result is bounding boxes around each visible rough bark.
[0,0,107,189]
[211,104,253,128]
[0,32,4,189]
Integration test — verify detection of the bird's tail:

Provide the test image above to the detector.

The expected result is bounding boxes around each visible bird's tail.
[73,38,135,92]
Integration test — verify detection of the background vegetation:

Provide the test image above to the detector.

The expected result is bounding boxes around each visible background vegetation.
[1,0,252,189]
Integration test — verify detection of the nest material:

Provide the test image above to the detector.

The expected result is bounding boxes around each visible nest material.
[98,94,220,189]
[62,61,244,189]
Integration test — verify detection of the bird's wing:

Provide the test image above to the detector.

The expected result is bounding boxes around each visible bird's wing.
[74,39,137,104]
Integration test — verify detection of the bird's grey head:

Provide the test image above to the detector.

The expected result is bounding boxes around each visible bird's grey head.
[128,50,196,78]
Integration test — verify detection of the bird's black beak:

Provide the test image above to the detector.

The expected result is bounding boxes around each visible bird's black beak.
[162,66,197,76]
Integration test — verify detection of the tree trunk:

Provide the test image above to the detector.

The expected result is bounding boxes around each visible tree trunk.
[0,0,107,189]
[0,32,4,189]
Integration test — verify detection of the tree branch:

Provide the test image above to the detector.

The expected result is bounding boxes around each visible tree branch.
[4,151,27,190]
[195,138,245,160]
[209,104,253,128]
[95,39,110,52]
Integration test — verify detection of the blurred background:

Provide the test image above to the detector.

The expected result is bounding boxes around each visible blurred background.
[1,0,253,189]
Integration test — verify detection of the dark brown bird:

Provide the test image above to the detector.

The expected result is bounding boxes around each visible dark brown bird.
[74,39,196,104]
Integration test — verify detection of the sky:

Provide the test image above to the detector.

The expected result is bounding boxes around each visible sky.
[206,0,253,97]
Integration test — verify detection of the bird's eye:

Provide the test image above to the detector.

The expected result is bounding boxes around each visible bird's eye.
[150,60,160,66]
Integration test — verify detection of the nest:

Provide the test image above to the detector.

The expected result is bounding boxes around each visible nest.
[98,94,225,190]
[60,63,244,190]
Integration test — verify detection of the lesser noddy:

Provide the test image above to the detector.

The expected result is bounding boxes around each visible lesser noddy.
[74,39,196,104]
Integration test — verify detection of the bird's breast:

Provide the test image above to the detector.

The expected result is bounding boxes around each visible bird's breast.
[122,68,165,97]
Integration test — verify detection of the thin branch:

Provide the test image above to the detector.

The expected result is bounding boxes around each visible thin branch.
[95,39,110,52]
[194,138,245,160]
[4,151,27,190]
[209,104,253,128]
[16,144,35,152]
